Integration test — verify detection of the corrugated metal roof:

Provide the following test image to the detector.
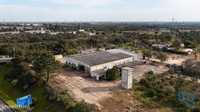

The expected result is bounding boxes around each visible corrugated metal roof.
[69,51,132,66]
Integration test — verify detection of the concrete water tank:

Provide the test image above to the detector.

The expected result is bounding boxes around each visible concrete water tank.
[121,67,133,89]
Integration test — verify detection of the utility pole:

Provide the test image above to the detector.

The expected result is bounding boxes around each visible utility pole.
[13,47,16,58]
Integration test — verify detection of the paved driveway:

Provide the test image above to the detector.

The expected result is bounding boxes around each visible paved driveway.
[0,100,13,112]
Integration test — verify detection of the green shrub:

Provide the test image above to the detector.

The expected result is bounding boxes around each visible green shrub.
[11,79,18,87]
[45,87,97,112]
[68,101,97,112]
[77,65,85,71]
[5,61,38,90]
[105,66,121,81]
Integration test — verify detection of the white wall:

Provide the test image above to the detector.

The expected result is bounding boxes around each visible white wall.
[122,67,133,89]
[90,57,133,72]
[66,56,133,79]
[66,57,90,68]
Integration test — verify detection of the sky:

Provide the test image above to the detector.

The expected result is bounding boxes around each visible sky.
[0,0,200,22]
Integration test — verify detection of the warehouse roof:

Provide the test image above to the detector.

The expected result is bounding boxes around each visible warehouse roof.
[69,51,132,66]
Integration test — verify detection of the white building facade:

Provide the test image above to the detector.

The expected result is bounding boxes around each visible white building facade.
[65,49,140,80]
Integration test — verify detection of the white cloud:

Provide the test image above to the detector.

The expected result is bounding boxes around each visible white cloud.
[0,0,200,21]
[158,0,200,20]
[49,0,122,8]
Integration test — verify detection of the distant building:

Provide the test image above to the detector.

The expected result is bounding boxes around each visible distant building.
[49,32,63,35]
[0,55,13,63]
[180,43,185,48]
[159,28,171,33]
[54,54,64,63]
[72,31,77,34]
[152,43,170,50]
[65,49,140,80]
[25,29,46,34]
[182,48,193,54]
[0,31,20,35]
[89,32,96,36]
[66,31,77,34]
[78,29,85,32]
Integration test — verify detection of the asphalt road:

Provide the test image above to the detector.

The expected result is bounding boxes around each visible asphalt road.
[0,100,13,112]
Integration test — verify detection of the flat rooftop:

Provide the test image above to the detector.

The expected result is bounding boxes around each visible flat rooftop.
[69,51,132,66]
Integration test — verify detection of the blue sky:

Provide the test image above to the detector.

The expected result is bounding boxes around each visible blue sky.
[0,0,200,22]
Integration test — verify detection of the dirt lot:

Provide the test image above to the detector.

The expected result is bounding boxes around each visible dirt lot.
[164,54,192,65]
[49,70,158,112]
[49,63,169,111]
[49,69,121,107]
[131,64,168,81]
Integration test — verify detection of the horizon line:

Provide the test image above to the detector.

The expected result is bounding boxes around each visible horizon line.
[1,21,200,23]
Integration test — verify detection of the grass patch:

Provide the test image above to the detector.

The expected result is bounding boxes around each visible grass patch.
[0,64,18,108]
[133,90,156,107]
[133,90,174,112]
[0,64,65,112]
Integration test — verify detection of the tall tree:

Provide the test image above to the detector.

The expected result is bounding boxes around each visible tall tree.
[33,53,56,82]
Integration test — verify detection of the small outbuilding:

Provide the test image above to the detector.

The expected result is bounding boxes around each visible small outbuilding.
[182,48,193,54]
[121,67,133,89]
[0,55,13,63]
